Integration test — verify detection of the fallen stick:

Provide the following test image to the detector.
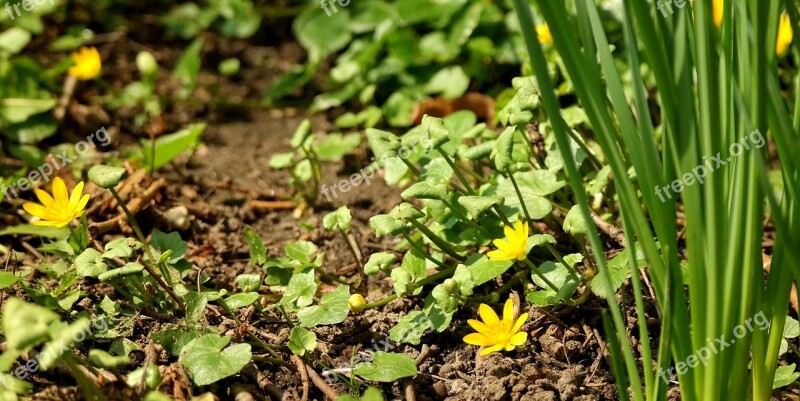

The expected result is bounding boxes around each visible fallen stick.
[249,200,296,211]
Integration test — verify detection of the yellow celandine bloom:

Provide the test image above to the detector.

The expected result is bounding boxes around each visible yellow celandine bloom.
[68,47,102,80]
[22,178,90,228]
[463,299,529,355]
[487,220,529,261]
[712,0,723,28]
[777,13,793,57]
[536,23,552,44]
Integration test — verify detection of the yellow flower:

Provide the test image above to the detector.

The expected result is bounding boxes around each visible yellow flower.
[487,220,529,261]
[68,47,102,80]
[536,23,552,45]
[22,178,90,228]
[777,12,793,57]
[463,299,529,355]
[712,0,723,27]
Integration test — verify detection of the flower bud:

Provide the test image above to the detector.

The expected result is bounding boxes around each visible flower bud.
[348,294,367,313]
[136,51,158,76]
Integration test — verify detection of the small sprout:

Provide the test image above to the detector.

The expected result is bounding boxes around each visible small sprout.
[88,165,127,189]
[348,294,367,313]
[463,298,529,356]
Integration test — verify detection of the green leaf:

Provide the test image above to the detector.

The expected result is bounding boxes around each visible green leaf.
[235,274,261,293]
[140,124,205,170]
[369,214,407,237]
[178,334,252,386]
[223,293,260,310]
[293,8,351,62]
[457,196,504,219]
[388,311,432,345]
[98,262,144,282]
[285,241,318,264]
[364,252,396,275]
[366,128,401,160]
[290,119,313,149]
[88,165,127,189]
[784,316,799,339]
[297,285,350,327]
[287,327,317,356]
[185,292,207,324]
[150,230,187,264]
[103,238,142,259]
[563,206,590,237]
[109,338,142,357]
[353,352,417,382]
[152,326,218,357]
[389,203,425,221]
[1,298,59,352]
[0,28,31,55]
[494,178,553,220]
[1,113,57,144]
[243,226,267,266]
[401,182,449,201]
[323,206,352,232]
[0,272,19,289]
[269,152,294,169]
[465,254,513,285]
[425,66,469,99]
[280,270,317,312]
[89,349,131,368]
[40,318,92,369]
[315,133,361,161]
[0,224,69,239]
[391,249,427,296]
[74,248,109,278]
[526,234,557,253]
[493,127,516,172]
[529,255,583,306]
[773,364,799,389]
[172,38,203,98]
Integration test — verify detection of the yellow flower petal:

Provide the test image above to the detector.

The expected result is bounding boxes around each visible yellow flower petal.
[510,331,528,346]
[34,189,55,208]
[504,225,517,243]
[512,313,529,333]
[52,178,68,203]
[77,193,90,212]
[69,181,85,207]
[22,203,49,219]
[487,249,512,261]
[502,299,514,325]
[777,13,793,57]
[468,319,494,336]
[478,303,500,326]
[480,343,505,356]
[463,333,491,346]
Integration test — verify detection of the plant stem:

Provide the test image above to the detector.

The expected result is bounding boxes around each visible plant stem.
[400,232,448,269]
[364,265,458,310]
[507,171,532,222]
[522,257,560,293]
[108,188,184,309]
[438,149,476,195]
[407,219,465,261]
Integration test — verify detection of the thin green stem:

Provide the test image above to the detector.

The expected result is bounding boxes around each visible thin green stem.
[108,188,184,309]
